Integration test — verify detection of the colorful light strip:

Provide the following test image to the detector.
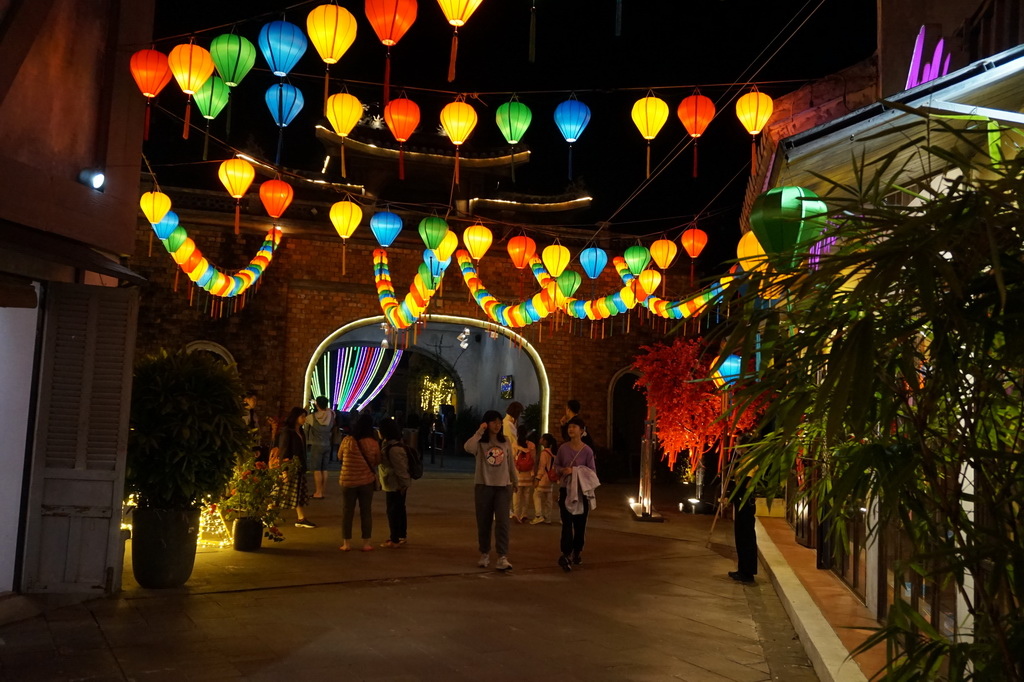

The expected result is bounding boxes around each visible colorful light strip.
[311,346,404,412]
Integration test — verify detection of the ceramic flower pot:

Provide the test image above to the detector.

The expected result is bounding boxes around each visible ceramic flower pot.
[232,517,264,552]
[131,508,201,588]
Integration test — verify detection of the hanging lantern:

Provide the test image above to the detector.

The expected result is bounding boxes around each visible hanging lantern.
[736,230,767,273]
[433,229,459,262]
[439,98,477,185]
[129,49,172,140]
[541,244,570,278]
[259,179,294,219]
[681,227,708,259]
[556,270,582,299]
[630,93,669,178]
[194,75,229,160]
[171,237,196,265]
[152,211,179,240]
[507,235,536,269]
[423,250,446,279]
[265,83,305,165]
[623,245,651,276]
[258,20,307,77]
[167,42,214,139]
[677,89,715,177]
[711,354,743,389]
[437,0,484,81]
[384,96,420,180]
[307,5,358,109]
[495,97,531,144]
[371,211,403,247]
[462,224,492,260]
[554,96,591,179]
[210,33,256,87]
[735,86,773,173]
[637,270,662,298]
[749,186,828,268]
[650,238,677,269]
[418,216,449,250]
[140,191,172,225]
[325,92,363,178]
[365,0,418,104]
[218,158,255,234]
[330,199,362,275]
[579,246,607,280]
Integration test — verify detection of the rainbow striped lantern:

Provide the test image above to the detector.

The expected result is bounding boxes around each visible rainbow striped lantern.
[371,211,403,247]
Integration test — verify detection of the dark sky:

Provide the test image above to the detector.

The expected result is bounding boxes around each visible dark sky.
[148,0,876,265]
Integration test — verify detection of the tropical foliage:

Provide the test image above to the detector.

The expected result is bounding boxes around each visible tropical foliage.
[716,111,1024,679]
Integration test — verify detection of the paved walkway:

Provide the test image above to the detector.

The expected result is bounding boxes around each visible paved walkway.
[0,467,819,681]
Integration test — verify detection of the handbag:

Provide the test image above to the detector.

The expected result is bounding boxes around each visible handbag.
[353,438,382,491]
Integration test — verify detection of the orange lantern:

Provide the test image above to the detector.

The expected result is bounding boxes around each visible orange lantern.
[217,158,255,234]
[140,191,172,225]
[330,199,362,275]
[541,243,570,278]
[650,238,677,269]
[384,96,420,180]
[630,93,668,178]
[129,49,172,140]
[463,224,492,260]
[437,0,484,81]
[735,86,773,172]
[259,179,293,220]
[439,97,477,185]
[677,89,715,177]
[364,0,418,104]
[325,92,363,177]
[681,227,708,259]
[507,235,536,270]
[167,41,214,139]
[307,5,358,109]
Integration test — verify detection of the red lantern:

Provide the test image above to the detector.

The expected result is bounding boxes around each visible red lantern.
[129,49,172,140]
[365,0,418,105]
[677,90,715,177]
[384,96,420,180]
[507,235,536,270]
[259,179,294,220]
[681,227,708,259]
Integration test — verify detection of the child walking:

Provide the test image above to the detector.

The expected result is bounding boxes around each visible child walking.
[530,433,559,524]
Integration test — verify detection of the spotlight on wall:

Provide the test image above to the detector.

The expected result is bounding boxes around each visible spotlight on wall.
[77,169,105,191]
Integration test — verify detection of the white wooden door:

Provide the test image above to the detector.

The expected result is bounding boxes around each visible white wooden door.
[20,283,137,593]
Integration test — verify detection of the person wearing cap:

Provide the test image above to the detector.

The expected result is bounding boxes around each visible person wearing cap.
[553,416,598,571]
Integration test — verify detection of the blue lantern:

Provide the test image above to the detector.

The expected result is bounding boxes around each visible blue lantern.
[152,211,179,239]
[554,98,591,143]
[196,267,216,288]
[424,250,445,279]
[371,211,403,248]
[265,83,304,127]
[258,21,307,77]
[712,354,743,388]
[579,246,607,279]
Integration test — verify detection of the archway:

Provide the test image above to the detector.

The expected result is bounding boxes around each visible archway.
[607,366,645,482]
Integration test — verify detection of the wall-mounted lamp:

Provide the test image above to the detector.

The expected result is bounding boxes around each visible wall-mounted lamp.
[78,169,105,191]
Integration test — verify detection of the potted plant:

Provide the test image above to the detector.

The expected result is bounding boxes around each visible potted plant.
[125,349,249,588]
[220,455,290,551]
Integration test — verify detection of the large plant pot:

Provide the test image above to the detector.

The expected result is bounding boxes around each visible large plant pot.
[131,508,201,589]
[232,517,264,552]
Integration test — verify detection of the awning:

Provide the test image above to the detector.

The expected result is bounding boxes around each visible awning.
[0,221,146,286]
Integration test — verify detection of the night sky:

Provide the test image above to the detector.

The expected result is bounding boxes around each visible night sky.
[146,0,877,267]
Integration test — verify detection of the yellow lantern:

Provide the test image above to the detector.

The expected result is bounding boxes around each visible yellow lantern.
[440,98,478,185]
[541,244,570,278]
[140,191,172,225]
[463,223,492,260]
[330,199,362,275]
[433,229,459,262]
[631,93,669,177]
[736,230,767,273]
[735,86,773,172]
[171,238,196,265]
[620,285,637,309]
[325,92,363,178]
[308,5,358,116]
[437,0,485,81]
[649,238,677,269]
[637,270,662,299]
[218,158,255,234]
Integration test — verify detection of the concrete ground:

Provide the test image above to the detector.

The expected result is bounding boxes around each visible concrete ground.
[0,462,818,681]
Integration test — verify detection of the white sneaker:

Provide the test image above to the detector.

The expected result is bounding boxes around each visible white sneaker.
[477,553,490,568]
[495,556,512,571]
[529,516,544,525]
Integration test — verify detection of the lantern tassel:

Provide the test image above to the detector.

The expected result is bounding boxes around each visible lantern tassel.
[340,139,347,178]
[148,232,153,258]
[645,143,651,179]
[203,122,210,161]
[144,101,152,141]
[399,145,405,180]
[567,144,573,180]
[323,67,330,116]
[234,202,241,235]
[384,50,392,106]
[448,30,458,83]
[342,239,347,276]
[693,140,699,178]
[615,0,623,36]
[750,138,757,174]
[529,1,536,62]
[276,129,284,166]
[183,99,192,139]
[454,147,460,185]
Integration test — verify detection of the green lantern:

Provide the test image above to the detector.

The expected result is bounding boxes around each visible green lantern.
[557,270,582,298]
[164,226,188,252]
[209,33,256,88]
[195,75,229,120]
[749,186,828,268]
[418,217,449,250]
[624,245,651,276]
[417,263,438,290]
[495,99,532,144]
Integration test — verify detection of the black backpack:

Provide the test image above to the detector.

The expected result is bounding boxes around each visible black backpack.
[391,442,423,480]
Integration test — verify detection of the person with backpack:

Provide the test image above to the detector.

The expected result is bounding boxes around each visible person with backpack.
[512,432,537,523]
[530,433,559,524]
[378,418,411,548]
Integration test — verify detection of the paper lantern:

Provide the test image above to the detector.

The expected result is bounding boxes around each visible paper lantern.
[736,86,773,172]
[462,224,492,260]
[677,89,715,176]
[631,94,669,177]
[736,231,767,273]
[541,244,570,278]
[440,99,478,185]
[650,238,677,269]
[152,211,179,240]
[258,20,307,77]
[637,270,661,298]
[507,235,536,270]
[554,96,591,179]
[167,42,214,139]
[371,211,403,247]
[423,250,446,279]
[194,75,229,160]
[579,246,607,279]
[129,49,172,140]
[259,180,294,220]
[496,98,531,144]
[623,245,651,276]
[433,230,459,263]
[437,0,484,81]
[681,228,708,259]
[308,5,358,109]
[326,92,364,178]
[266,83,305,164]
[140,191,172,225]
[556,270,582,299]
[365,0,418,104]
[749,186,828,268]
[172,238,196,265]
[218,158,255,234]
[165,226,188,253]
[418,216,449,250]
[712,355,742,388]
[209,34,256,87]
[331,199,362,274]
[384,97,420,179]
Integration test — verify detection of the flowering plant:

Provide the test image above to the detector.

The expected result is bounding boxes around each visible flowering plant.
[220,455,290,541]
